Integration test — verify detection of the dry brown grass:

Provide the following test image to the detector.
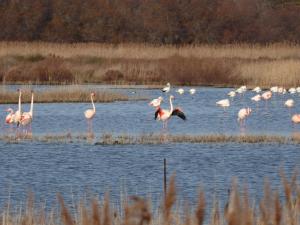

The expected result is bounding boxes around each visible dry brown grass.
[0,169,300,225]
[0,88,141,104]
[1,42,300,60]
[1,42,300,87]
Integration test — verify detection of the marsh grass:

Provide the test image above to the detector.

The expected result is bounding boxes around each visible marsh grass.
[0,169,300,225]
[1,133,299,145]
[0,88,142,104]
[1,42,300,87]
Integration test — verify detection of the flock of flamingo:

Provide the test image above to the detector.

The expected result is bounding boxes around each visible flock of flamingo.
[5,89,96,135]
[216,85,300,124]
[4,83,300,137]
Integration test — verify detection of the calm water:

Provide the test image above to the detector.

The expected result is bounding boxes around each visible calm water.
[1,85,300,136]
[0,85,300,211]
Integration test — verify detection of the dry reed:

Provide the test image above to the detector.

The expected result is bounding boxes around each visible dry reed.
[0,88,143,104]
[1,42,300,87]
[1,169,300,225]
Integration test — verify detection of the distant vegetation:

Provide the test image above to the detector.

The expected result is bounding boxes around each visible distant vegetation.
[1,43,300,87]
[0,0,300,44]
[0,88,139,104]
[0,170,299,225]
[3,133,300,144]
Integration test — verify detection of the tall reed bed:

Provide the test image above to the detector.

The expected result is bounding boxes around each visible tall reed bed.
[1,171,299,225]
[1,42,300,87]
[1,42,300,60]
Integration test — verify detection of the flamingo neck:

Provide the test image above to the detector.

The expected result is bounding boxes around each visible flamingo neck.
[91,95,95,112]
[29,93,34,115]
[18,91,22,112]
[169,96,173,113]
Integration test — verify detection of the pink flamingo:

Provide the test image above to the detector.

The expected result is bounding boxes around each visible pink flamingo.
[237,107,252,128]
[154,95,186,130]
[5,108,15,124]
[149,96,163,108]
[84,92,96,132]
[292,114,300,123]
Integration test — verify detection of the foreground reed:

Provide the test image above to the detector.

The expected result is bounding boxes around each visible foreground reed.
[2,133,300,144]
[1,170,299,225]
[1,42,300,87]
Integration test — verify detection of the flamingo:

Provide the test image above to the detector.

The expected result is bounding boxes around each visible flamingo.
[235,88,244,94]
[14,89,22,126]
[149,96,163,108]
[189,88,196,95]
[228,91,236,98]
[18,91,34,136]
[162,83,171,93]
[84,92,96,132]
[292,114,300,123]
[5,108,15,124]
[262,91,272,100]
[216,99,230,110]
[251,94,261,102]
[289,87,296,94]
[20,91,34,132]
[237,107,252,123]
[176,88,184,95]
[285,99,294,108]
[154,95,186,130]
[252,87,261,93]
[270,86,278,93]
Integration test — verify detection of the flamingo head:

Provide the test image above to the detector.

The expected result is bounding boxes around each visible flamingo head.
[170,95,174,99]
[31,89,34,93]
[167,82,170,87]
[158,96,163,101]
[91,92,96,97]
[5,108,13,113]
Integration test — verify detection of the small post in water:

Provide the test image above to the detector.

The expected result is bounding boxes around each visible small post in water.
[164,158,167,199]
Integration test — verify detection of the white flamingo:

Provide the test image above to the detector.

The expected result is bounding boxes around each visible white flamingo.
[176,88,184,95]
[228,91,236,97]
[285,99,294,108]
[14,89,22,126]
[149,96,163,108]
[251,94,261,102]
[154,95,186,130]
[20,91,34,133]
[162,83,171,93]
[216,99,230,110]
[262,91,272,100]
[238,107,252,123]
[84,92,96,132]
[189,88,196,95]
[252,87,261,93]
[270,86,278,93]
[289,87,296,94]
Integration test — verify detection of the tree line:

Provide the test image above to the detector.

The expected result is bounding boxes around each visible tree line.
[0,0,300,44]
